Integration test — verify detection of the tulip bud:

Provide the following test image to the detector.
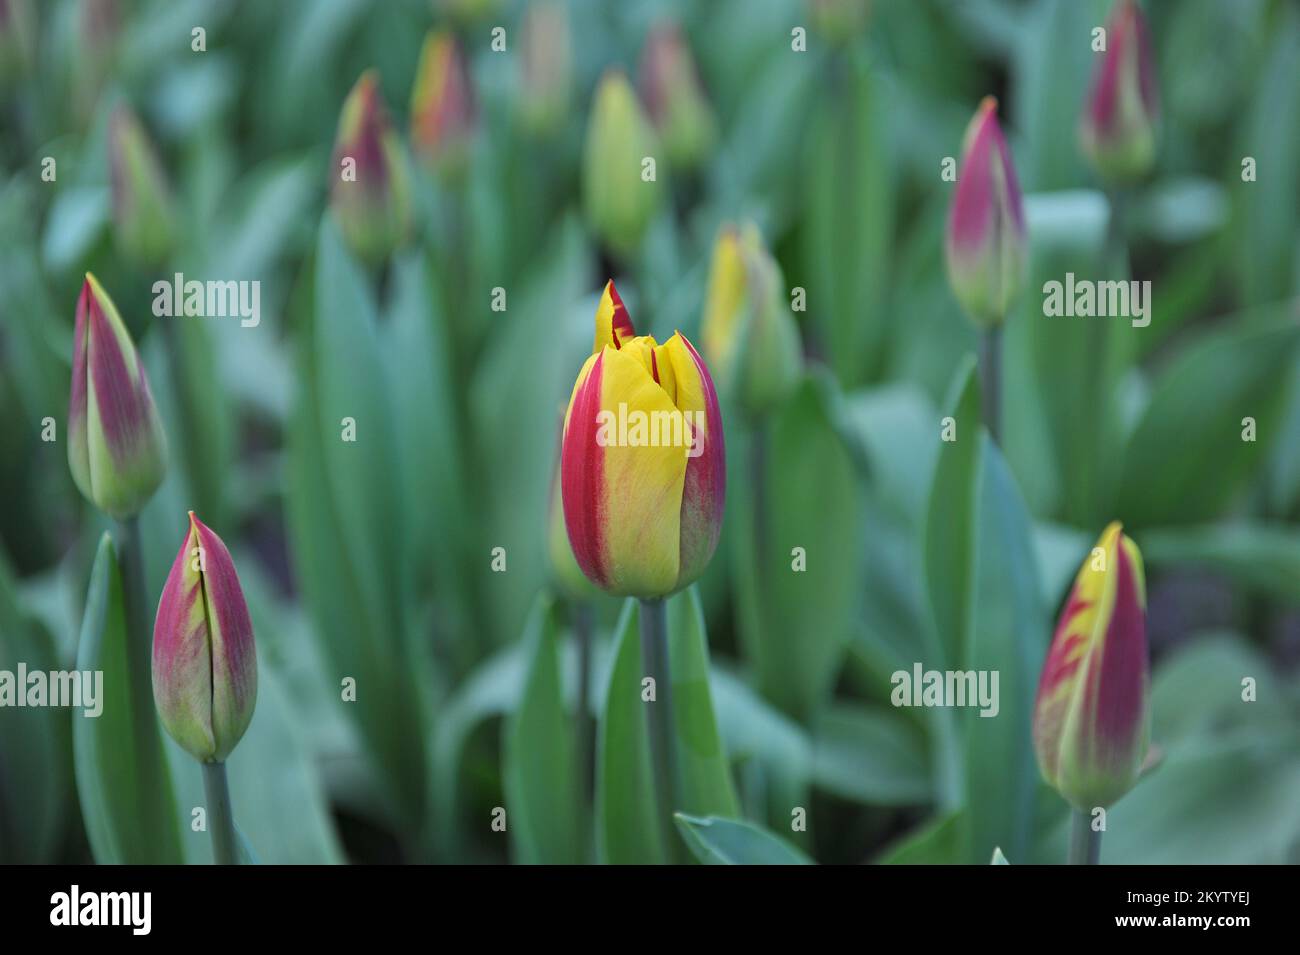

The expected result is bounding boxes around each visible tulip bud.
[562,281,725,598]
[1033,522,1150,811]
[67,274,168,520]
[582,70,662,259]
[0,0,36,87]
[517,0,571,137]
[153,512,257,763]
[109,106,176,269]
[639,23,715,170]
[330,70,412,264]
[1079,0,1159,184]
[808,0,871,44]
[701,223,802,417]
[945,97,1026,329]
[410,31,476,179]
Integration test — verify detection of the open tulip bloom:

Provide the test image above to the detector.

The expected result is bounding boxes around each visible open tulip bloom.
[560,280,725,600]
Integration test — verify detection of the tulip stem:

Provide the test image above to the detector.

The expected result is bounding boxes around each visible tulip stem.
[574,601,594,808]
[1069,809,1102,865]
[202,761,239,865]
[117,518,169,826]
[979,325,1002,445]
[638,597,678,862]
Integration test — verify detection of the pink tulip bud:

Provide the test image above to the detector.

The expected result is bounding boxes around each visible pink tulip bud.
[153,512,257,763]
[410,31,476,178]
[1079,0,1159,184]
[945,96,1027,329]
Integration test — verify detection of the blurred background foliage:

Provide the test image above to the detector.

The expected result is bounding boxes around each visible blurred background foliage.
[1,0,1298,864]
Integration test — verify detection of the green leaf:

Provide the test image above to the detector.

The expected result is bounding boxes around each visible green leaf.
[667,587,740,821]
[72,533,184,864]
[990,846,1010,864]
[803,51,892,386]
[596,600,665,864]
[674,814,813,865]
[923,355,980,669]
[0,553,70,863]
[811,704,932,806]
[284,218,428,824]
[1116,321,1300,526]
[504,596,583,864]
[597,591,738,863]
[733,374,863,719]
[964,439,1048,865]
[877,810,966,864]
[1141,523,1300,605]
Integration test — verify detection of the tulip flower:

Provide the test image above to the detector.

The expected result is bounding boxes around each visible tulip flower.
[639,23,715,170]
[410,31,476,178]
[547,448,596,601]
[518,0,571,136]
[945,96,1026,330]
[561,281,725,599]
[701,223,802,417]
[1033,522,1149,814]
[67,274,168,520]
[109,105,176,269]
[330,70,411,264]
[153,512,257,764]
[1079,0,1159,184]
[582,71,662,258]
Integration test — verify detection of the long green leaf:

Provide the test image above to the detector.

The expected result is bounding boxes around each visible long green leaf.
[674,814,812,865]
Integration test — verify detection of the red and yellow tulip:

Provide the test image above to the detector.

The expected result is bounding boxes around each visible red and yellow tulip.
[1033,522,1150,810]
[67,274,167,519]
[560,281,725,598]
[153,512,257,763]
[1079,0,1159,184]
[944,97,1026,329]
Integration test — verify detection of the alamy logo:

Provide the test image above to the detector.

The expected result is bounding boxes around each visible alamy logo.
[50,886,151,935]
[0,665,102,717]
[891,663,1000,718]
[1042,272,1151,327]
[152,273,261,327]
[595,403,705,458]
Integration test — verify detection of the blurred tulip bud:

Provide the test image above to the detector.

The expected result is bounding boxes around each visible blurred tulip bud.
[1034,522,1150,811]
[562,281,725,598]
[582,70,661,258]
[67,274,167,520]
[153,512,258,763]
[945,96,1026,329]
[410,31,476,179]
[808,0,871,44]
[109,106,176,269]
[1079,0,1159,184]
[639,23,715,170]
[518,0,571,137]
[0,0,36,87]
[330,70,412,264]
[701,223,802,417]
[73,0,119,123]
[434,0,500,23]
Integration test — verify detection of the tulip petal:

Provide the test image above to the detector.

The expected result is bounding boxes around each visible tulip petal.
[562,351,610,586]
[662,332,725,587]
[152,520,216,760]
[593,279,635,353]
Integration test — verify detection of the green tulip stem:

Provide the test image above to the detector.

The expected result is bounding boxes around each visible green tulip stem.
[979,325,1002,445]
[1069,809,1102,865]
[117,517,168,812]
[638,596,678,862]
[202,761,239,865]
[573,601,594,806]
